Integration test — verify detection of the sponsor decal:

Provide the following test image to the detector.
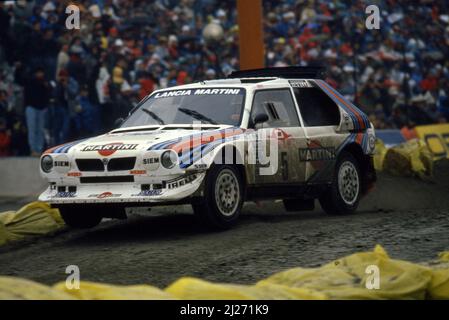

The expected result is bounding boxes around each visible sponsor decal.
[67,172,82,177]
[143,157,159,165]
[53,155,71,173]
[142,151,161,170]
[166,174,197,189]
[289,80,313,88]
[132,189,162,197]
[153,88,241,99]
[271,128,292,143]
[130,170,146,175]
[55,191,76,198]
[299,147,336,161]
[88,192,121,199]
[54,160,70,167]
[81,143,138,156]
[193,163,207,170]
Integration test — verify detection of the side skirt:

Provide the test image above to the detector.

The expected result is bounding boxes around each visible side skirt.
[245,183,330,201]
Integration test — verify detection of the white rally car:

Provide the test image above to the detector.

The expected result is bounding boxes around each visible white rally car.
[39,67,376,229]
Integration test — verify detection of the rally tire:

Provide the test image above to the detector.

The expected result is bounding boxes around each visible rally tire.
[193,165,244,230]
[319,152,361,215]
[58,205,103,228]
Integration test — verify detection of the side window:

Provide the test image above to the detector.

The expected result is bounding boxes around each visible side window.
[293,87,341,126]
[250,89,300,128]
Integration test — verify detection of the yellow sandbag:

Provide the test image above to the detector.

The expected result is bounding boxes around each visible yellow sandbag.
[0,276,75,300]
[438,251,449,262]
[373,138,387,171]
[0,201,64,246]
[165,277,326,300]
[2,246,449,300]
[263,245,438,299]
[418,140,433,174]
[53,281,173,300]
[428,267,449,300]
[383,139,431,178]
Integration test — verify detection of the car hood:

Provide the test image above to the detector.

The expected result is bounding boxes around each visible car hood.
[47,125,238,158]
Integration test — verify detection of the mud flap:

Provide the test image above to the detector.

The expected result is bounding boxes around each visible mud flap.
[362,157,377,195]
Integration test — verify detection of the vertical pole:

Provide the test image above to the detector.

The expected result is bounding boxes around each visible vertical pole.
[237,0,265,70]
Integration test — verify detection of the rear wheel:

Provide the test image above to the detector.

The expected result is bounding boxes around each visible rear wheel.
[193,165,244,229]
[319,152,361,215]
[57,205,103,228]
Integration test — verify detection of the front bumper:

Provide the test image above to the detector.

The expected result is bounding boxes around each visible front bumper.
[38,172,206,204]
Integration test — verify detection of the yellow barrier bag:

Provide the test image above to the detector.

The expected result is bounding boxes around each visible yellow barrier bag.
[428,267,449,300]
[53,281,173,300]
[373,139,387,171]
[0,276,75,300]
[1,246,449,299]
[166,277,326,300]
[438,251,449,262]
[383,139,432,179]
[0,201,64,246]
[263,245,441,299]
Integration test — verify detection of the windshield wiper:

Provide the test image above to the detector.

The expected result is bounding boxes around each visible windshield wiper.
[178,108,218,125]
[142,108,165,125]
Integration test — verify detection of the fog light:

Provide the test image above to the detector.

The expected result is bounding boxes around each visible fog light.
[161,150,178,169]
[41,155,53,173]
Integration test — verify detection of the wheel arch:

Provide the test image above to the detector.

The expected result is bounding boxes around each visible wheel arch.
[210,144,247,186]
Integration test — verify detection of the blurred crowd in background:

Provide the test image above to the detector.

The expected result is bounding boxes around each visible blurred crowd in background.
[0,0,448,156]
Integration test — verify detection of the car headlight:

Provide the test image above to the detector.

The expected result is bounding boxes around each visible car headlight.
[161,150,178,169]
[41,155,53,173]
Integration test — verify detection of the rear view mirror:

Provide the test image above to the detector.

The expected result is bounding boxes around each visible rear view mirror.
[253,113,269,127]
[114,118,124,127]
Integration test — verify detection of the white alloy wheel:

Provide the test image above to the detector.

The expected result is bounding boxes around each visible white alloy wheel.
[337,160,360,206]
[214,168,240,216]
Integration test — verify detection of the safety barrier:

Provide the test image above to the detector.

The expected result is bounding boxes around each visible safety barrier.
[375,129,406,148]
[414,124,449,159]
[0,157,46,197]
[0,245,448,299]
[374,124,449,180]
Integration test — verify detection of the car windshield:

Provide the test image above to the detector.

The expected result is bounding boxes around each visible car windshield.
[121,87,246,127]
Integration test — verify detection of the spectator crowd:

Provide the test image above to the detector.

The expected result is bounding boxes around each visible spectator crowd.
[0,0,448,156]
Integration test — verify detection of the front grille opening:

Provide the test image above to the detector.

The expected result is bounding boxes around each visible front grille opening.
[68,186,77,193]
[57,186,66,193]
[80,176,134,184]
[107,157,136,171]
[76,159,104,171]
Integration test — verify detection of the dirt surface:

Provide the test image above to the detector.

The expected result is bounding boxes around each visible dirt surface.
[1,174,449,287]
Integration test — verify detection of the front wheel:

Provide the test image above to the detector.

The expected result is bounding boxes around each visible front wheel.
[58,205,103,228]
[319,152,361,215]
[193,165,244,229]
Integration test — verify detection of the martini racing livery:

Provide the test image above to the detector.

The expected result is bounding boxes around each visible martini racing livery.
[39,67,376,229]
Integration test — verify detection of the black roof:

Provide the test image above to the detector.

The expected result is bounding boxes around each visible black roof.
[228,66,326,80]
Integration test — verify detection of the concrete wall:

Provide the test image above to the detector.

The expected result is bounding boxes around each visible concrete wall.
[0,157,46,198]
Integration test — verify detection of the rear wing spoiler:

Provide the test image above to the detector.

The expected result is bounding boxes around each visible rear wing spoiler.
[228,66,327,80]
